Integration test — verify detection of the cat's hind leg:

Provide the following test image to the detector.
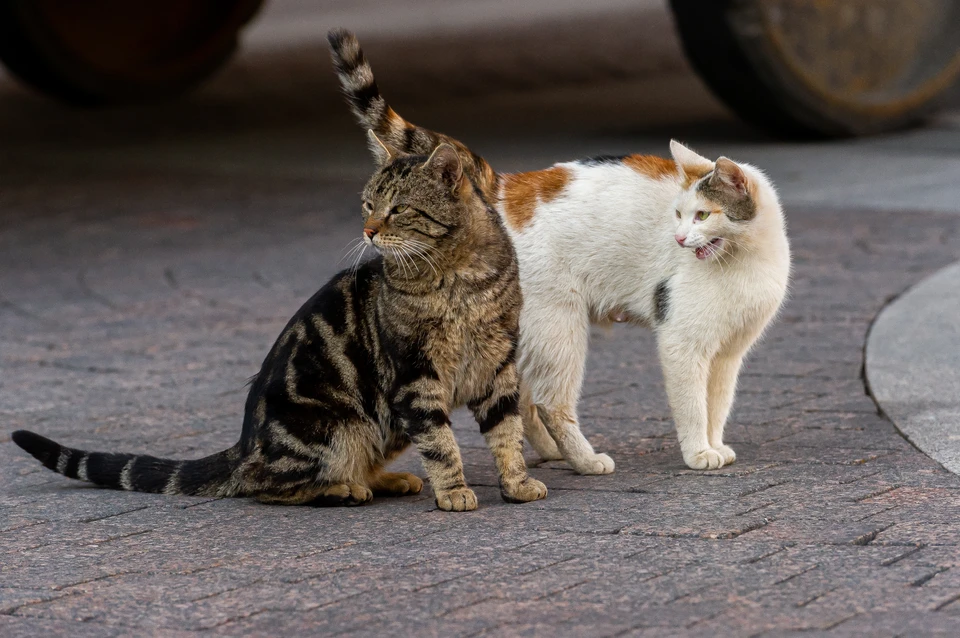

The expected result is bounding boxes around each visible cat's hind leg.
[521,299,614,475]
[248,421,376,506]
[255,482,373,506]
[520,382,563,462]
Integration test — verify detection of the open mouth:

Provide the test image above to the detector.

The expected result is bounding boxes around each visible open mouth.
[695,238,723,260]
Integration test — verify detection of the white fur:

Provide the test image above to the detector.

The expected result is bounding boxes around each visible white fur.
[501,141,790,472]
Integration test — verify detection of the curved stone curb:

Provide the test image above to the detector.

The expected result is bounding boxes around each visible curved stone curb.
[866,261,960,474]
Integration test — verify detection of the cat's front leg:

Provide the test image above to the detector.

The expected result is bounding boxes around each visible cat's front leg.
[658,336,725,470]
[469,362,547,503]
[706,351,746,466]
[407,420,476,511]
[394,384,475,512]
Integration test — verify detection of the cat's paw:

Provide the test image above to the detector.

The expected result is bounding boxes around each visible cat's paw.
[435,487,478,512]
[570,452,615,475]
[684,449,726,470]
[714,444,737,466]
[320,483,374,505]
[372,472,423,496]
[501,477,548,503]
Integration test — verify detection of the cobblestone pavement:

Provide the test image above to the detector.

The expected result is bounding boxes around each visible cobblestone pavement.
[2,155,960,636]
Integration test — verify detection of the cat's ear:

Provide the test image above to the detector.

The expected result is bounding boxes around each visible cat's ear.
[711,157,749,198]
[670,140,714,177]
[423,144,464,193]
[367,129,398,167]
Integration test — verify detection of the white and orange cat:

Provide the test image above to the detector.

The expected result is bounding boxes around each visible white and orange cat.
[329,30,791,473]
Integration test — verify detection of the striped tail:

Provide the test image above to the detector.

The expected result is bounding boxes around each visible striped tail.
[11,430,242,497]
[326,28,499,198]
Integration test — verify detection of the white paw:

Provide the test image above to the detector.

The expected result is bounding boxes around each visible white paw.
[684,448,726,470]
[571,452,615,475]
[714,444,736,466]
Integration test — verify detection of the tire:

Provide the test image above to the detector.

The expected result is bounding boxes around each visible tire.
[0,0,264,106]
[669,0,960,137]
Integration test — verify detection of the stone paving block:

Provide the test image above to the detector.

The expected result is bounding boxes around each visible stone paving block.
[829,610,960,634]
[0,588,73,615]
[873,521,960,547]
[0,615,130,638]
[700,605,857,635]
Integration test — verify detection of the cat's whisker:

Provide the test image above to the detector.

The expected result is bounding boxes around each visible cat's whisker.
[405,237,442,255]
[351,241,370,268]
[399,248,414,277]
[705,241,728,271]
[403,242,440,278]
[343,242,367,271]
[712,246,727,276]
[351,243,369,290]
[404,238,440,259]
[389,245,413,278]
[384,246,402,276]
[717,239,748,267]
[399,245,421,275]
[413,251,440,278]
[338,237,365,264]
[408,243,444,277]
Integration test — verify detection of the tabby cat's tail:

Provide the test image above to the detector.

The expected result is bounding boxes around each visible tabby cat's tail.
[11,430,242,497]
[326,28,499,197]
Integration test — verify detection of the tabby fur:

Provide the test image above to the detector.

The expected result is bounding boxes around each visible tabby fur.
[12,142,547,511]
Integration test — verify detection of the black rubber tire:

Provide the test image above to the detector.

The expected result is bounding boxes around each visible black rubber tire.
[669,0,960,138]
[0,0,264,106]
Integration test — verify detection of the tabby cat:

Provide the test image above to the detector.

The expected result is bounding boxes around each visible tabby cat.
[329,29,791,473]
[12,141,547,511]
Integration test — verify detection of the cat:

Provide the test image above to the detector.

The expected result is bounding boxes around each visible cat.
[11,140,547,511]
[328,29,791,473]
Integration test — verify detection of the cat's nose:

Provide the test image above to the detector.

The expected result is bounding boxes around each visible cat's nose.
[675,234,686,246]
[364,227,378,239]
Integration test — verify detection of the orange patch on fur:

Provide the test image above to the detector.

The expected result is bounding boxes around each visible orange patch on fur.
[500,166,570,230]
[386,108,405,132]
[683,168,713,189]
[623,155,677,181]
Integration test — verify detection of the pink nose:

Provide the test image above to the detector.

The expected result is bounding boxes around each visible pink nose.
[675,235,686,246]
[364,227,377,239]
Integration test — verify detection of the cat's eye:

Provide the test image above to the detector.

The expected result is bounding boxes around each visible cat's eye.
[695,210,710,221]
[392,204,411,214]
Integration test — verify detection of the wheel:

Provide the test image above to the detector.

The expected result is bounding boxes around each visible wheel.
[0,0,264,105]
[669,0,960,137]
